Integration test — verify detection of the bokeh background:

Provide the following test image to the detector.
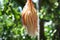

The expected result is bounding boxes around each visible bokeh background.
[0,0,60,40]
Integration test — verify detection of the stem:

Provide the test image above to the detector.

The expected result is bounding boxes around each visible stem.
[27,0,32,2]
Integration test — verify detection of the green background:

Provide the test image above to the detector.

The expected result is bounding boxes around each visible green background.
[0,0,60,40]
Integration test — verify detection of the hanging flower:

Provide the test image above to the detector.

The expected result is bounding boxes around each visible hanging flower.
[22,0,38,36]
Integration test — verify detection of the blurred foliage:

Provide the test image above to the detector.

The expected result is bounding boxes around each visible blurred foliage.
[0,0,60,40]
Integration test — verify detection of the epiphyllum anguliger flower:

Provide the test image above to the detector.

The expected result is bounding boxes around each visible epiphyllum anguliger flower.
[22,0,38,36]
